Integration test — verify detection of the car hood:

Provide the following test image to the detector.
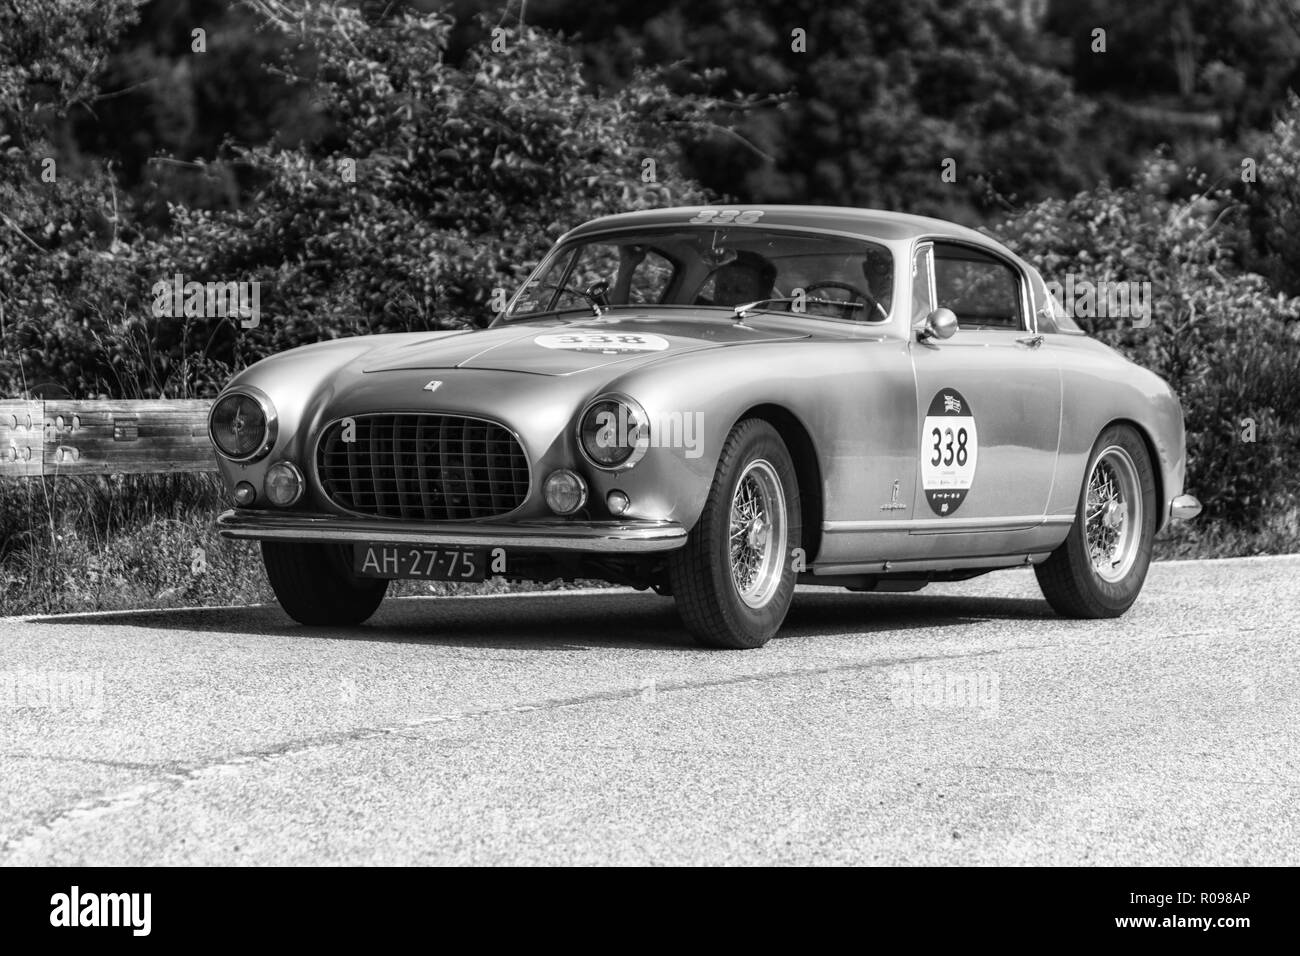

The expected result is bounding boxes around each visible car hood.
[361,314,808,376]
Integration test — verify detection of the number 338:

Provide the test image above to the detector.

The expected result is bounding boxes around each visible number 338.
[929,426,970,467]
[688,208,764,225]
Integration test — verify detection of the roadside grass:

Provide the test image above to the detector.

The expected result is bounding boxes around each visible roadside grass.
[0,477,1294,617]
[1153,508,1300,560]
[0,475,608,618]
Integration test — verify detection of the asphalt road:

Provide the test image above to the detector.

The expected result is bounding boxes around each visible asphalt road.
[1,556,1295,866]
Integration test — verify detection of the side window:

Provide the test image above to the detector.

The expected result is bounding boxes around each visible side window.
[619,247,675,305]
[509,242,677,315]
[932,243,1024,331]
[566,243,675,307]
[1029,270,1082,333]
[561,242,623,307]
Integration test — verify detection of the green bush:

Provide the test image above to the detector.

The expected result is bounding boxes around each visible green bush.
[0,0,717,399]
[1242,93,1300,297]
[998,154,1300,532]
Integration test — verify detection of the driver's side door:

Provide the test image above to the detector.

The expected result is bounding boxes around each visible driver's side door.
[908,241,1064,552]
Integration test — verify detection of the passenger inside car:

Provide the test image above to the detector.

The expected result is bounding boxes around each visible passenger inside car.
[695,251,777,307]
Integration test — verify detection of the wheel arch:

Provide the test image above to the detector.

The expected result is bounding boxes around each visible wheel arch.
[734,403,825,564]
[1102,417,1165,531]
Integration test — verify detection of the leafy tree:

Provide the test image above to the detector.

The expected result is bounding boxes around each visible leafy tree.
[0,0,718,397]
[1049,0,1300,129]
[0,0,147,396]
[529,0,1092,217]
[1242,93,1300,296]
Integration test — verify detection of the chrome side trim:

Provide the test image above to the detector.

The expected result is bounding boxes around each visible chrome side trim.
[823,515,1074,534]
[812,553,1051,576]
[1169,494,1202,521]
[216,509,686,553]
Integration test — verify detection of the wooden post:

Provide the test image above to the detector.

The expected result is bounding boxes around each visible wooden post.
[0,401,46,477]
[0,400,217,477]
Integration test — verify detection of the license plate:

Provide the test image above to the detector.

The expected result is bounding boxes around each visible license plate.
[353,544,486,582]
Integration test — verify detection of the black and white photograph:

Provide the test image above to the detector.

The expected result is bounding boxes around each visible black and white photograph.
[0,0,1294,917]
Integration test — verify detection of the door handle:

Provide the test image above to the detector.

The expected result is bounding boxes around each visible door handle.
[1016,333,1044,348]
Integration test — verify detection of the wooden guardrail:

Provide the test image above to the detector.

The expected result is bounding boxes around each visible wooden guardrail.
[0,400,216,476]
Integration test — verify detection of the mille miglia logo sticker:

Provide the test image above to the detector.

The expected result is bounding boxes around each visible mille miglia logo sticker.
[921,388,978,516]
[534,331,670,354]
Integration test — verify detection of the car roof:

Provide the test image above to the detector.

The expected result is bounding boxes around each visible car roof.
[563,205,1006,250]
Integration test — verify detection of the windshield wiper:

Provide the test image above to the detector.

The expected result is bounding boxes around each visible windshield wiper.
[505,305,604,321]
[732,297,868,319]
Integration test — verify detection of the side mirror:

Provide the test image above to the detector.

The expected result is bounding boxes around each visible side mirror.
[584,280,611,307]
[919,307,958,341]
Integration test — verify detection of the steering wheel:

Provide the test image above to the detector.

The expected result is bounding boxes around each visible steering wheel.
[803,280,885,319]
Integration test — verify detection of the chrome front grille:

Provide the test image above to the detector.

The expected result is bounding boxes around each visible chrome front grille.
[316,414,529,520]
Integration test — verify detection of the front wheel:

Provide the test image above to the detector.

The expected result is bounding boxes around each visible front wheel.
[261,541,388,626]
[1035,424,1156,618]
[669,419,801,648]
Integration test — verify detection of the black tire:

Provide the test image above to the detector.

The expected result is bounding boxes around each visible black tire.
[1035,424,1156,618]
[668,419,801,649]
[261,540,388,626]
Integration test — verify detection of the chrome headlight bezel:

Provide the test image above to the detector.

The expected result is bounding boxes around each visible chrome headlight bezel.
[544,469,588,515]
[209,386,277,463]
[264,460,305,507]
[577,393,651,472]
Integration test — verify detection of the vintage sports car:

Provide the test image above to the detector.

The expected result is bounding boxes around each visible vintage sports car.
[211,205,1202,648]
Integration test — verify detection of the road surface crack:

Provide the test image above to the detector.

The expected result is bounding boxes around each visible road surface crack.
[0,645,1013,861]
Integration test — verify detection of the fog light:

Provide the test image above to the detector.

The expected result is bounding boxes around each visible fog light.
[606,490,630,516]
[544,469,587,515]
[233,481,257,507]
[264,461,304,507]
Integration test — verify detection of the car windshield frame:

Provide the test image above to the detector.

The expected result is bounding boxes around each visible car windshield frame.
[503,225,896,325]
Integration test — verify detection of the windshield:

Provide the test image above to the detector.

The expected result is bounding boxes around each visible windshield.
[506,227,895,322]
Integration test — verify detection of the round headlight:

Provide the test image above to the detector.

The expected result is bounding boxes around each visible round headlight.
[578,396,650,470]
[544,469,587,515]
[210,390,275,461]
[265,461,304,507]
[233,481,257,507]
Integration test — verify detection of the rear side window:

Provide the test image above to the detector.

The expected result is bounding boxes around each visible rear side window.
[1030,270,1083,333]
[932,242,1023,331]
[624,248,675,304]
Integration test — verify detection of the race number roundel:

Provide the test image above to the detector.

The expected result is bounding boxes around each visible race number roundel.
[534,331,670,354]
[921,388,978,516]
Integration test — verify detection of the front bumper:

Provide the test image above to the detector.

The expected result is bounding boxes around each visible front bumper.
[1169,494,1203,521]
[216,509,688,554]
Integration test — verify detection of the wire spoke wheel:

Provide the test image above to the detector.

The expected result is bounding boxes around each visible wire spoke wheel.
[727,459,786,609]
[1035,424,1156,620]
[1083,445,1142,583]
[669,419,800,648]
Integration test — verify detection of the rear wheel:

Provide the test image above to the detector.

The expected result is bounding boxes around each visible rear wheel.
[669,419,800,648]
[1035,425,1156,618]
[261,541,388,626]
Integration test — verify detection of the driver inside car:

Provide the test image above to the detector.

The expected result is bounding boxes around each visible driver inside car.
[800,252,892,320]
